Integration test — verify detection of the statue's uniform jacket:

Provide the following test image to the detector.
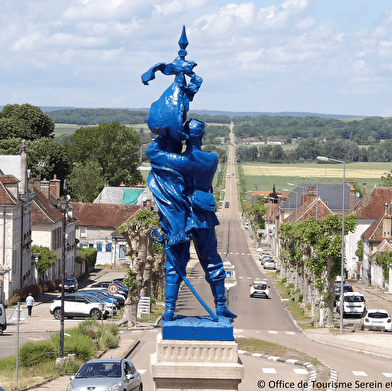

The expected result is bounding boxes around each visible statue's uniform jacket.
[146,137,226,293]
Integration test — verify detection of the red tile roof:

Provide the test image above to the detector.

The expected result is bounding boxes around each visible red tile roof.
[0,176,19,205]
[354,186,392,219]
[29,182,63,224]
[71,202,141,228]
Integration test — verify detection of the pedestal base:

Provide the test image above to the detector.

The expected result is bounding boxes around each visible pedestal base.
[151,333,244,391]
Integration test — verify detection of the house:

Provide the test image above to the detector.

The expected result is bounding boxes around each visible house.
[0,141,33,303]
[29,177,78,282]
[71,202,141,267]
[0,174,32,303]
[352,186,392,286]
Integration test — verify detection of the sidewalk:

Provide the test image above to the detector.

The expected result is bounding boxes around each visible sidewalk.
[242,221,392,360]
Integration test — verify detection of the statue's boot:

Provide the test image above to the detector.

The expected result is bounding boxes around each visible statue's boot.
[163,282,180,321]
[212,281,237,319]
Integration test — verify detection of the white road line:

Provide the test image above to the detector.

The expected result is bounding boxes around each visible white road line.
[268,330,278,334]
[262,368,277,374]
[353,371,368,377]
[383,373,392,378]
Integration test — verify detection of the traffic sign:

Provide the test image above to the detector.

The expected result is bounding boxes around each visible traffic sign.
[108,283,119,295]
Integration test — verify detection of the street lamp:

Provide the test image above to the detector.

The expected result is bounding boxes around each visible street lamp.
[287,183,305,221]
[299,175,319,220]
[59,182,70,358]
[317,156,345,334]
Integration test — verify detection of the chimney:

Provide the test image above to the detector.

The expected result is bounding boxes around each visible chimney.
[382,203,392,238]
[50,174,60,200]
[20,140,28,199]
[350,185,355,211]
[41,179,50,199]
[363,182,367,197]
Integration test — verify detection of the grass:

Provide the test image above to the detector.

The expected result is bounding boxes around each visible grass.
[239,161,386,194]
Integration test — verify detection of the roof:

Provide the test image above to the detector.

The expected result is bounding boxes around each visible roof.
[0,176,19,205]
[94,186,152,206]
[282,198,333,223]
[280,183,359,211]
[29,182,64,225]
[71,202,141,228]
[354,186,392,219]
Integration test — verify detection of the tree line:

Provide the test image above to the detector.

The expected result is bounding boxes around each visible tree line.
[236,138,392,163]
[233,115,392,145]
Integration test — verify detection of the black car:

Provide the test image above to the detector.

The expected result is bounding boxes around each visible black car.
[225,201,230,208]
[334,284,353,305]
[59,276,78,292]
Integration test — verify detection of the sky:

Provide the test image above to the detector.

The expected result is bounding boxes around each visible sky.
[1,0,392,117]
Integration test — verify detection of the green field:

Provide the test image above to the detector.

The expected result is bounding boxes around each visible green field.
[240,162,392,193]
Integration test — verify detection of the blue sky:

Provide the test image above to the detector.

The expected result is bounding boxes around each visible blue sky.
[1,0,392,116]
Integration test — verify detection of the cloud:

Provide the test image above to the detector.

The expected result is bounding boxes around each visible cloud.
[0,0,392,115]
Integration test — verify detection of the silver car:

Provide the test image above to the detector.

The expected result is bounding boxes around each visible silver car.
[67,358,143,391]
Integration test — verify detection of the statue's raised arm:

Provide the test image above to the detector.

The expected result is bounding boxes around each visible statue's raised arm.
[142,26,203,142]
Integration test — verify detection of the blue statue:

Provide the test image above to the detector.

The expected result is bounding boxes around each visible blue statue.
[143,27,236,322]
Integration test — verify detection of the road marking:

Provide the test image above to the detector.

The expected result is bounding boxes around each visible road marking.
[262,368,277,374]
[268,330,278,334]
[353,371,368,376]
[285,331,296,335]
[383,373,392,378]
[139,369,147,375]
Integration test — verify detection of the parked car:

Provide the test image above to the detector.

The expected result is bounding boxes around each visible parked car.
[67,358,142,391]
[336,292,366,317]
[79,287,126,305]
[360,309,392,332]
[91,281,128,298]
[334,284,353,306]
[225,201,230,208]
[259,254,273,264]
[59,276,78,293]
[50,294,116,320]
[250,281,270,299]
[227,174,231,178]
[245,222,249,229]
[263,259,276,270]
[73,291,120,309]
[0,304,7,335]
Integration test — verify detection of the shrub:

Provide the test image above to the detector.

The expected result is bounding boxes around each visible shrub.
[19,340,55,366]
[4,290,24,308]
[24,284,40,297]
[0,355,16,370]
[50,329,95,361]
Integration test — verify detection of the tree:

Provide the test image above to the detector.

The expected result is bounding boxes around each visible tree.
[0,137,70,182]
[116,210,163,327]
[68,161,104,203]
[69,122,143,186]
[380,170,392,187]
[279,213,358,327]
[0,103,54,140]
[32,245,57,276]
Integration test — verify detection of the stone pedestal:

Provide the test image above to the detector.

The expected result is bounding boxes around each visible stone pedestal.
[151,333,244,391]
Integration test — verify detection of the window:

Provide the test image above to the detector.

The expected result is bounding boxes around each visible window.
[80,227,87,238]
[106,243,112,252]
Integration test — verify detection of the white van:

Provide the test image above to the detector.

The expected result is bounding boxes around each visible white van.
[337,292,366,317]
[0,304,7,335]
